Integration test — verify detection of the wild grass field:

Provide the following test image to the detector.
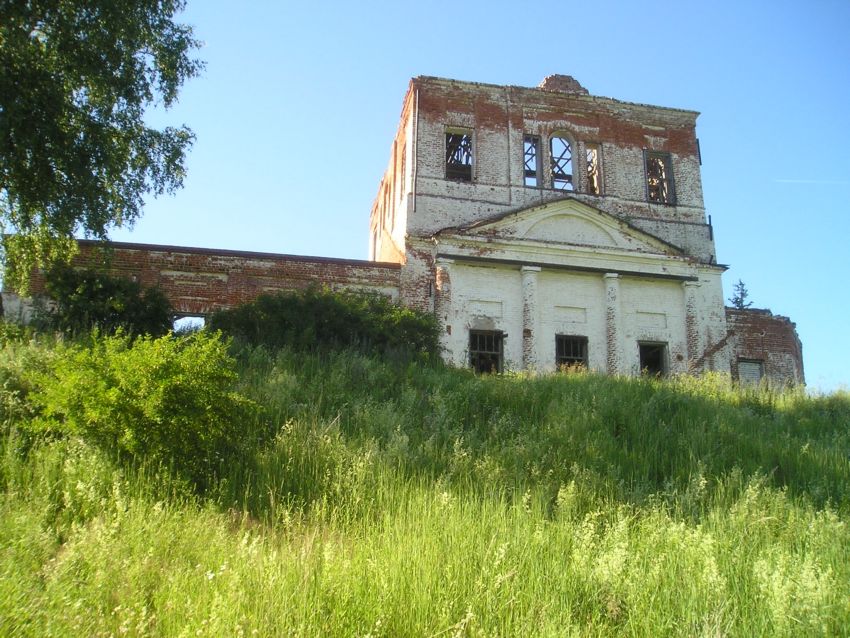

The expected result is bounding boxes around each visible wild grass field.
[1,333,849,636]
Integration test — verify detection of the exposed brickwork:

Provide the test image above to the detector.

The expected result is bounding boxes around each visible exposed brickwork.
[5,74,803,386]
[604,273,621,374]
[399,75,713,263]
[538,75,589,95]
[520,265,540,369]
[683,281,700,366]
[726,308,805,385]
[22,240,401,317]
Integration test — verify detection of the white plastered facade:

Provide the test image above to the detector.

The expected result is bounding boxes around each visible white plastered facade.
[426,198,728,375]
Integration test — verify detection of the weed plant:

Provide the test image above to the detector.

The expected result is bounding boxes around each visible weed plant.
[2,337,849,636]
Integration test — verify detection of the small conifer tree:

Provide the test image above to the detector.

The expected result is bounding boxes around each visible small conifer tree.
[728,279,753,309]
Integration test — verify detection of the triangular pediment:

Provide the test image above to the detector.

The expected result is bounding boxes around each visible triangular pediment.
[437,198,683,256]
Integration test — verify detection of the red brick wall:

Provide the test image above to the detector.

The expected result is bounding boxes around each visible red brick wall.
[24,240,401,317]
[726,308,805,385]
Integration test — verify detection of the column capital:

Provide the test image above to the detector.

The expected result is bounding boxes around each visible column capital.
[682,280,700,289]
[603,272,620,281]
[435,257,455,267]
[520,265,542,273]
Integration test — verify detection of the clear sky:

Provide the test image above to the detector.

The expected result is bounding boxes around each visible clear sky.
[111,0,850,393]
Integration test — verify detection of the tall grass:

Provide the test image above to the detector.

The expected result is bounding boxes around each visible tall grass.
[2,340,849,636]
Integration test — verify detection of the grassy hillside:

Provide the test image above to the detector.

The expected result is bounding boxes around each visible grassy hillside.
[2,335,849,636]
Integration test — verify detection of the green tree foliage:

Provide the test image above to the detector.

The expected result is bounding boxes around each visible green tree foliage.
[0,1,203,291]
[24,332,257,490]
[209,286,441,359]
[728,279,753,309]
[38,264,173,337]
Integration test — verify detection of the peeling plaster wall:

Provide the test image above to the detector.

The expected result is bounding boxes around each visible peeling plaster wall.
[369,84,416,264]
[384,75,750,379]
[5,75,803,386]
[402,76,716,263]
[438,262,524,370]
[434,257,728,376]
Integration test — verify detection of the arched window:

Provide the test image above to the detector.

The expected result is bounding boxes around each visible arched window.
[550,135,574,190]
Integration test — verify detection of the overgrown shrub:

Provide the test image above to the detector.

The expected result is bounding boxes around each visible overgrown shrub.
[37,265,173,337]
[208,286,440,358]
[0,334,54,459]
[24,331,257,490]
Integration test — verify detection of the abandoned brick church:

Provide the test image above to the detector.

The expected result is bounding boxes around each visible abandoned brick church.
[7,75,804,384]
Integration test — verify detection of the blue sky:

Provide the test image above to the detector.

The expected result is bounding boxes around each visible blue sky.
[112,0,850,392]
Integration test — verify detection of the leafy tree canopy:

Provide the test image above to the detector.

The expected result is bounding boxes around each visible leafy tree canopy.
[37,263,174,337]
[0,0,203,291]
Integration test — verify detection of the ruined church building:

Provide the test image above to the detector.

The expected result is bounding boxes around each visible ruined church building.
[11,75,805,384]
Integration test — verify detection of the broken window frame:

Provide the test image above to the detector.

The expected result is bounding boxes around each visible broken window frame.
[556,335,588,369]
[643,150,676,204]
[469,330,504,374]
[523,134,541,187]
[638,341,668,377]
[445,130,473,182]
[585,143,602,195]
[550,135,574,191]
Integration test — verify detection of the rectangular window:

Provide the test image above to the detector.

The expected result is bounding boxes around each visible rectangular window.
[446,131,472,181]
[644,151,675,204]
[556,335,588,368]
[586,144,601,195]
[551,136,574,190]
[523,135,540,187]
[470,330,503,373]
[639,342,668,376]
[738,359,765,386]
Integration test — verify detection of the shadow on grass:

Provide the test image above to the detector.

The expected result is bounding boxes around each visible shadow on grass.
[222,346,850,524]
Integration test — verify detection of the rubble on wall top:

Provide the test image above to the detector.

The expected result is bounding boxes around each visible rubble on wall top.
[538,75,589,95]
[411,75,700,119]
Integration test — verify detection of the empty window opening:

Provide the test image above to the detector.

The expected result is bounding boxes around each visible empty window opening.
[550,136,574,190]
[738,359,765,386]
[639,342,668,377]
[523,135,540,187]
[446,131,473,181]
[470,330,503,374]
[586,144,601,195]
[173,315,205,335]
[556,335,588,369]
[644,151,675,204]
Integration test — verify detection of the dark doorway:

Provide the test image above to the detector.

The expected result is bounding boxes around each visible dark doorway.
[639,342,667,376]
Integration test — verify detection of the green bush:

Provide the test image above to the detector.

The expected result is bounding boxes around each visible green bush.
[25,331,257,490]
[0,334,54,459]
[37,265,173,337]
[208,286,440,358]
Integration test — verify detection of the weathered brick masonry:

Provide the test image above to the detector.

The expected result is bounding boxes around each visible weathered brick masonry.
[20,240,401,317]
[726,308,805,384]
[364,74,803,382]
[5,74,804,384]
